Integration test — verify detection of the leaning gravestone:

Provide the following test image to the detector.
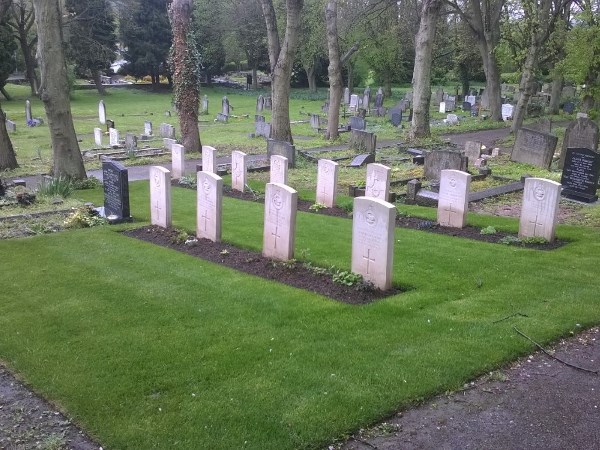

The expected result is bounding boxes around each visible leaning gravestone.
[231,150,247,192]
[437,169,471,228]
[202,145,217,174]
[102,159,130,223]
[267,139,296,167]
[463,141,482,164]
[25,100,31,122]
[351,196,396,290]
[94,128,103,147]
[316,159,339,208]
[263,182,298,261]
[109,128,119,147]
[171,143,185,179]
[424,150,468,181]
[519,178,561,242]
[5,119,16,133]
[197,171,223,242]
[560,147,600,202]
[511,127,558,169]
[98,100,106,125]
[446,114,459,125]
[270,154,288,185]
[350,130,377,154]
[350,116,366,131]
[149,166,172,228]
[365,163,391,201]
[559,117,599,168]
[349,153,375,168]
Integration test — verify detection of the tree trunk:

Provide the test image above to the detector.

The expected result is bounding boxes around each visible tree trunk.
[0,102,19,170]
[260,0,304,143]
[33,0,86,179]
[93,70,107,96]
[548,74,562,115]
[9,2,39,96]
[306,64,317,93]
[169,0,201,152]
[511,44,539,133]
[383,72,392,98]
[0,87,11,101]
[325,0,342,140]
[347,64,354,92]
[479,41,503,121]
[409,0,442,140]
[252,66,258,90]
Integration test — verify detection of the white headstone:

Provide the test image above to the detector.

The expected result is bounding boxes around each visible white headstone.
[263,183,297,261]
[270,155,288,185]
[344,87,350,105]
[99,100,106,125]
[149,166,172,228]
[576,112,589,119]
[231,150,247,192]
[446,114,459,125]
[439,102,446,114]
[365,163,391,201]
[197,171,223,242]
[349,94,359,111]
[437,169,471,228]
[109,128,119,147]
[94,128,103,147]
[171,143,185,180]
[144,121,153,136]
[25,100,31,122]
[466,95,476,106]
[502,104,514,121]
[519,178,561,242]
[316,159,339,208]
[351,197,396,290]
[202,145,217,174]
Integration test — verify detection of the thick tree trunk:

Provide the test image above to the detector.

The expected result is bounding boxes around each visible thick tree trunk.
[93,70,107,96]
[479,42,502,121]
[548,74,562,115]
[306,65,317,93]
[169,0,201,152]
[325,0,342,140]
[252,66,258,90]
[0,102,19,170]
[383,72,392,98]
[409,0,442,140]
[511,44,539,132]
[33,0,86,179]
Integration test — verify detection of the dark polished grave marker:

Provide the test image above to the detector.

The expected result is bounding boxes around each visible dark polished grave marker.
[102,159,131,223]
[561,147,600,202]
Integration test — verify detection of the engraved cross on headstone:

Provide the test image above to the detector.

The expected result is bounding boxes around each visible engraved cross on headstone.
[529,214,544,234]
[362,248,375,274]
[271,226,281,249]
[444,203,458,224]
[153,199,162,219]
[368,170,382,197]
[201,209,210,231]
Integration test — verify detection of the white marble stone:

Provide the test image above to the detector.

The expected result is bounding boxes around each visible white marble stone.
[349,94,359,111]
[446,114,459,125]
[99,100,106,124]
[437,169,471,228]
[263,183,297,261]
[163,138,176,151]
[439,102,446,113]
[144,121,153,136]
[197,171,223,242]
[316,159,339,208]
[231,150,247,192]
[109,128,119,147]
[365,163,391,201]
[270,155,288,185]
[202,145,217,174]
[171,143,185,180]
[149,166,171,228]
[351,197,396,290]
[519,178,561,242]
[502,104,514,121]
[94,128,102,147]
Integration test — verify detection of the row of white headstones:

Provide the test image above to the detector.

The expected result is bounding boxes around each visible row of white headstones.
[149,145,561,291]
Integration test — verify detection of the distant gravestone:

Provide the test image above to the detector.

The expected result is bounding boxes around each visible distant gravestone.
[255,114,265,123]
[98,100,106,124]
[481,90,489,109]
[466,95,476,106]
[349,153,375,168]
[125,133,137,151]
[109,128,119,147]
[350,130,377,154]
[310,114,321,130]
[222,96,230,116]
[202,145,217,174]
[196,171,223,242]
[25,100,31,122]
[350,116,366,131]
[263,182,298,261]
[445,100,455,112]
[577,112,589,119]
[94,128,103,147]
[351,196,396,290]
[446,114,459,125]
[502,104,514,121]
[463,141,482,164]
[270,154,288,185]
[256,95,265,112]
[424,150,468,181]
[405,91,413,103]
[267,139,296,167]
[462,101,472,112]
[365,163,391,201]
[316,159,339,208]
[231,150,247,193]
[562,86,576,98]
[389,108,402,127]
[511,127,558,169]
[144,121,153,136]
[563,102,575,114]
[363,87,371,110]
[255,121,271,138]
[559,117,599,168]
[216,113,228,123]
[159,123,175,139]
[171,143,185,179]
[344,87,350,105]
[349,94,360,112]
[374,93,384,108]
[561,147,600,202]
[163,138,176,151]
[437,169,471,228]
[6,119,16,132]
[201,95,209,114]
[435,87,444,104]
[105,119,114,133]
[149,166,172,228]
[519,178,561,242]
[102,159,130,222]
[264,97,272,109]
[439,102,447,114]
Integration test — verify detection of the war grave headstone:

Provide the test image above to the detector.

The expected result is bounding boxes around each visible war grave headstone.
[163,138,176,151]
[316,159,339,208]
[437,169,471,228]
[144,121,153,137]
[511,127,558,169]
[222,96,231,116]
[231,150,247,192]
[149,166,172,228]
[6,119,16,132]
[171,143,185,179]
[349,153,375,168]
[94,128,103,147]
[98,100,106,124]
[463,141,482,164]
[559,117,599,168]
[257,95,265,112]
[255,120,272,138]
[344,87,351,104]
[25,100,31,122]
[349,94,360,112]
[263,182,298,261]
[365,163,391,201]
[267,139,296,167]
[389,108,402,127]
[351,196,396,290]
[159,123,175,139]
[270,154,288,185]
[519,178,561,242]
[102,159,131,223]
[563,102,575,114]
[125,133,137,151]
[109,128,119,147]
[197,171,223,242]
[560,148,600,202]
[350,116,366,131]
[424,150,468,181]
[502,104,514,121]
[201,95,209,114]
[350,130,377,154]
[202,145,217,174]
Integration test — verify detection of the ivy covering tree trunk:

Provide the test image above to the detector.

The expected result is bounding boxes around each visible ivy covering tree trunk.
[32,0,86,179]
[169,0,201,152]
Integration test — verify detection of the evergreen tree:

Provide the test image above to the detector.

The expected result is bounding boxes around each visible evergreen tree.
[0,18,17,100]
[193,0,225,83]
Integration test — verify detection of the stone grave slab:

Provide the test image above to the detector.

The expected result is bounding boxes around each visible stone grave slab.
[365,163,391,202]
[511,127,558,169]
[446,114,459,125]
[437,169,471,228]
[197,171,223,242]
[267,139,296,167]
[231,150,247,192]
[109,128,119,147]
[98,100,106,124]
[424,150,468,181]
[202,145,217,174]
[463,141,482,164]
[316,159,339,208]
[560,147,600,202]
[270,155,288,185]
[94,128,103,147]
[350,130,377,154]
[263,183,297,261]
[351,196,396,290]
[171,143,185,179]
[149,166,171,228]
[559,118,599,168]
[349,153,375,168]
[519,178,561,242]
[102,159,130,222]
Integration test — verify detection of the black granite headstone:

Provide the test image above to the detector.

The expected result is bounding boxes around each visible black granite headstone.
[389,108,402,127]
[561,147,600,202]
[102,159,131,222]
[563,102,575,114]
[349,116,366,130]
[462,101,472,112]
[349,153,375,168]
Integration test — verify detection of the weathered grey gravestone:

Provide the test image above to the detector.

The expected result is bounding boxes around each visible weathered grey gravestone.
[5,119,16,133]
[363,87,371,110]
[102,159,130,223]
[435,87,444,105]
[98,100,106,125]
[560,147,600,202]
[163,138,176,151]
[344,87,350,105]
[310,114,321,130]
[25,100,31,122]
[389,108,402,127]
[109,128,119,147]
[349,130,377,154]
[365,163,391,201]
[222,96,230,116]
[256,95,264,112]
[255,114,265,123]
[349,94,360,112]
[201,95,209,114]
[349,153,375,168]
[424,150,468,181]
[197,171,223,242]
[267,139,296,167]
[149,166,171,228]
[263,182,298,261]
[94,128,103,147]
[316,159,339,208]
[519,178,561,242]
[264,97,272,109]
[463,141,482,164]
[350,116,366,131]
[374,93,384,108]
[216,113,228,123]
[559,118,599,168]
[462,101,472,112]
[231,150,247,192]
[437,169,471,228]
[159,123,175,139]
[125,133,137,151]
[511,128,558,169]
[144,121,153,136]
[255,121,271,138]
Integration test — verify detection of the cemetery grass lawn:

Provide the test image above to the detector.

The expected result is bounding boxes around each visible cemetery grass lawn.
[1,182,600,449]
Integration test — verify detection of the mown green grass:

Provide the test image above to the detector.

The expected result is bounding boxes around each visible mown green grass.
[1,181,599,449]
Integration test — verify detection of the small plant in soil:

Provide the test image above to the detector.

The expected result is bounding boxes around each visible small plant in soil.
[520,236,549,245]
[498,235,522,245]
[38,176,75,199]
[178,175,197,189]
[332,269,364,287]
[417,220,436,230]
[480,225,497,235]
[64,205,107,228]
[308,202,327,212]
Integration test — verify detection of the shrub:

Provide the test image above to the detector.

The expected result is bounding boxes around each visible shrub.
[38,177,75,199]
[64,206,107,228]
[480,226,497,235]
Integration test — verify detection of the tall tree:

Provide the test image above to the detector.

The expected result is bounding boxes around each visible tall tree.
[298,0,326,93]
[32,0,86,179]
[0,0,18,171]
[0,17,17,100]
[193,0,226,84]
[65,0,117,95]
[170,0,201,152]
[260,0,304,143]
[7,0,38,95]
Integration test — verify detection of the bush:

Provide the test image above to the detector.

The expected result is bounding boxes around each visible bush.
[38,177,75,199]
[64,205,106,228]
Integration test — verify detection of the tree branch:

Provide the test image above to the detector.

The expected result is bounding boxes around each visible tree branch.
[340,42,359,65]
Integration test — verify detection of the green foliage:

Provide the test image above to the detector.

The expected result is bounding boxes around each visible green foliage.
[498,235,522,245]
[520,236,549,245]
[480,226,497,235]
[38,177,75,199]
[308,202,327,212]
[332,269,363,286]
[178,175,197,189]
[193,0,226,80]
[72,176,102,190]
[63,205,106,228]
[0,19,17,90]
